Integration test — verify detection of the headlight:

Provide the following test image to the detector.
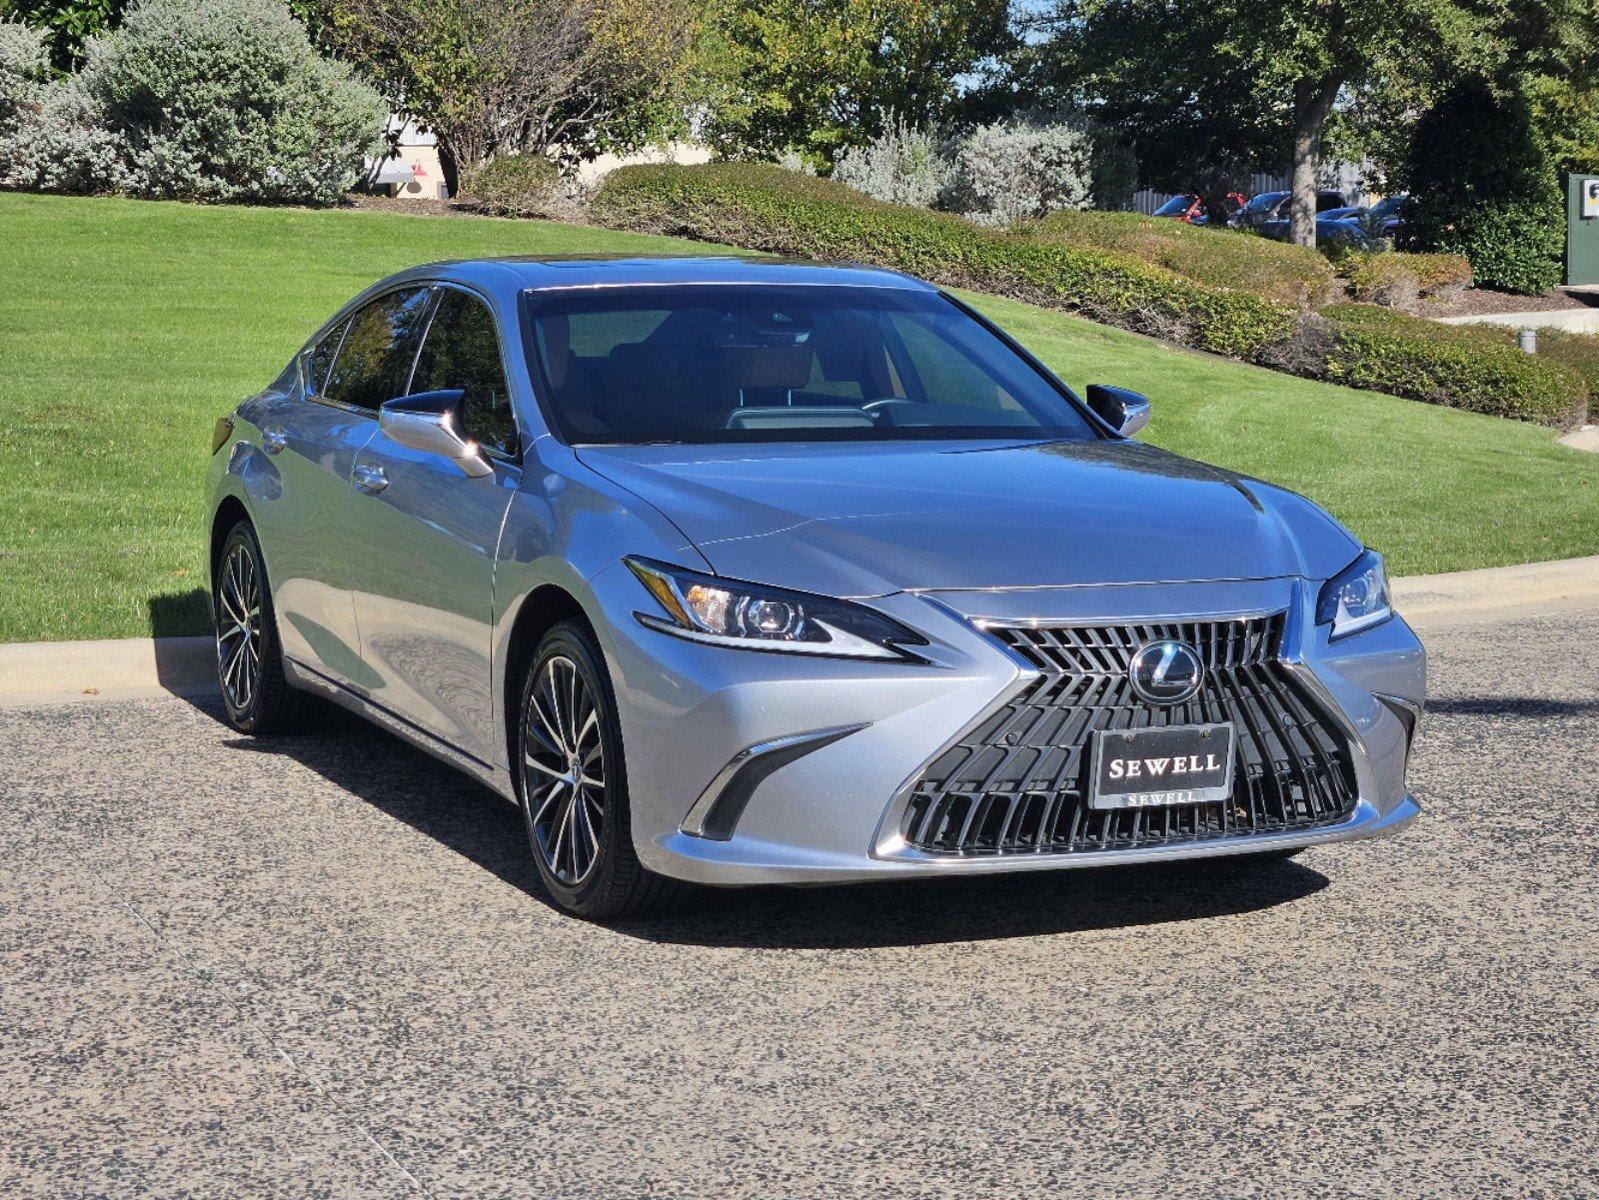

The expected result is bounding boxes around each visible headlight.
[625,557,927,661]
[1316,549,1392,641]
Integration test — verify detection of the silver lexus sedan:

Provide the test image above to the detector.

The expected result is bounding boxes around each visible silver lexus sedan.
[206,256,1424,919]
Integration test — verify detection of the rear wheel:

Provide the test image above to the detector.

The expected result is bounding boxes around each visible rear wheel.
[214,520,308,735]
[517,622,693,919]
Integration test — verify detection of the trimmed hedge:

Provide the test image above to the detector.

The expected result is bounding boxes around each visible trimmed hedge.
[1028,208,1336,309]
[589,163,1586,430]
[1337,250,1472,311]
[592,162,1296,359]
[460,153,562,217]
[1315,304,1586,429]
[1509,327,1599,400]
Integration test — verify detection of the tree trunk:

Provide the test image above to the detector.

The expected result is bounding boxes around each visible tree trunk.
[436,139,463,199]
[1289,76,1342,248]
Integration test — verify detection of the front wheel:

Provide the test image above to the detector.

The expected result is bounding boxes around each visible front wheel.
[214,520,308,734]
[517,622,692,919]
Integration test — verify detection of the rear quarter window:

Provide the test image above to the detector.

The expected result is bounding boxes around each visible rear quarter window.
[305,320,348,396]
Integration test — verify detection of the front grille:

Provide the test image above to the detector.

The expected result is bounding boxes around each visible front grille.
[900,615,1358,855]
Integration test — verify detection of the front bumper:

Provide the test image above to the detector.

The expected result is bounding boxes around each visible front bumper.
[588,567,1426,886]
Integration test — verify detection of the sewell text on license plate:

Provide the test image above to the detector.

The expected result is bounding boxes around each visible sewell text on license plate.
[1088,723,1235,810]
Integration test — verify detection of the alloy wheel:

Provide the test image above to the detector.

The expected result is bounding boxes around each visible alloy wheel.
[216,540,263,713]
[523,655,606,886]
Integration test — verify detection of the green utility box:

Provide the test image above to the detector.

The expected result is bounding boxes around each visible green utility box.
[1567,175,1599,285]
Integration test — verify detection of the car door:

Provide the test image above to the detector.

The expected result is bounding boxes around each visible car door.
[253,287,431,688]
[347,284,521,762]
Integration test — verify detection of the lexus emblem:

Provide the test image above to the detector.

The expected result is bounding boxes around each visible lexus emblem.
[1128,640,1205,705]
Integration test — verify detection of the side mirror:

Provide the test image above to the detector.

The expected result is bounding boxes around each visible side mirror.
[378,390,494,477]
[1085,384,1151,438]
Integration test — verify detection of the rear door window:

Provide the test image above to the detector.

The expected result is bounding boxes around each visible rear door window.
[323,287,434,411]
[411,288,518,456]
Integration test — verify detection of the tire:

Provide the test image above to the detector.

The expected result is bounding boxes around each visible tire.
[213,520,310,735]
[516,621,694,919]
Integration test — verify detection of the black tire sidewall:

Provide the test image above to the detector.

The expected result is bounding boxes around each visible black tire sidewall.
[517,623,633,915]
[215,522,278,733]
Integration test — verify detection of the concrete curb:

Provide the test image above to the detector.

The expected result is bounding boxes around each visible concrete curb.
[1,556,1596,704]
[0,636,213,705]
[1390,555,1599,629]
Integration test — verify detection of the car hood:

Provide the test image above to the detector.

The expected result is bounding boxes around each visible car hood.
[576,439,1361,596]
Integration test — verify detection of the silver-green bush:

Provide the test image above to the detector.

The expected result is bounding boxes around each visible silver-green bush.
[950,117,1095,227]
[832,116,955,209]
[0,20,47,124]
[0,21,126,193]
[79,0,386,203]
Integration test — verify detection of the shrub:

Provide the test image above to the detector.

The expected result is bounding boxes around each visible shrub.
[1337,250,1473,311]
[1,75,127,193]
[1401,80,1563,295]
[459,153,562,217]
[832,115,955,209]
[1507,327,1599,401]
[1338,253,1420,310]
[948,116,1095,227]
[1416,203,1564,296]
[78,0,386,204]
[1404,251,1473,301]
[592,162,1295,359]
[1028,208,1336,309]
[0,20,125,193]
[1314,304,1586,429]
[0,20,47,124]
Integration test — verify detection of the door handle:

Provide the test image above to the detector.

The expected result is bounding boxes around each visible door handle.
[353,463,389,494]
[261,426,287,454]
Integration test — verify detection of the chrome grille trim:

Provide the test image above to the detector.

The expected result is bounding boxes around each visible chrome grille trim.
[899,613,1359,856]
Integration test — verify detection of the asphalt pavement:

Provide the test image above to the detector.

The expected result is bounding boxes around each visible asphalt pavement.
[1,610,1595,1199]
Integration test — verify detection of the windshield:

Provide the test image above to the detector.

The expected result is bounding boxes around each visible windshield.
[1370,195,1405,219]
[1152,195,1194,216]
[522,285,1100,445]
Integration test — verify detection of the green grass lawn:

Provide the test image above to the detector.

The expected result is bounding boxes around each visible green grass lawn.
[3,191,1596,643]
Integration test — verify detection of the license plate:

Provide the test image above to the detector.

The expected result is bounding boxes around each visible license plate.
[1088,724,1235,810]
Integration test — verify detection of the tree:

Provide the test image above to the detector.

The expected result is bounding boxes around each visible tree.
[317,0,697,192]
[698,0,1010,168]
[1032,0,1498,246]
[1400,77,1563,293]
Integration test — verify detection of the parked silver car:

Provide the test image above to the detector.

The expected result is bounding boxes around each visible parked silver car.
[207,257,1424,918]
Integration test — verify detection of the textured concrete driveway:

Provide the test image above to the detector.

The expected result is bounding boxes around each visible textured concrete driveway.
[1,611,1595,1199]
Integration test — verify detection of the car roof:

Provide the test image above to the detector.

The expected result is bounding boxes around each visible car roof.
[400,255,937,295]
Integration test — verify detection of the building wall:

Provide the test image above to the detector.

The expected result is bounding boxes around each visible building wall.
[572,141,713,186]
[378,135,712,200]
[389,143,448,200]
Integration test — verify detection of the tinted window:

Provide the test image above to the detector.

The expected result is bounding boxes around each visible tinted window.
[324,287,433,411]
[306,320,347,396]
[1153,195,1194,216]
[412,288,517,455]
[523,286,1098,445]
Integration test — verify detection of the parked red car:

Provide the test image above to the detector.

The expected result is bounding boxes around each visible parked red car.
[1152,192,1247,225]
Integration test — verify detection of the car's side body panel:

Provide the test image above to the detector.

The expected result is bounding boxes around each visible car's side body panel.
[346,441,518,764]
[237,383,376,687]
